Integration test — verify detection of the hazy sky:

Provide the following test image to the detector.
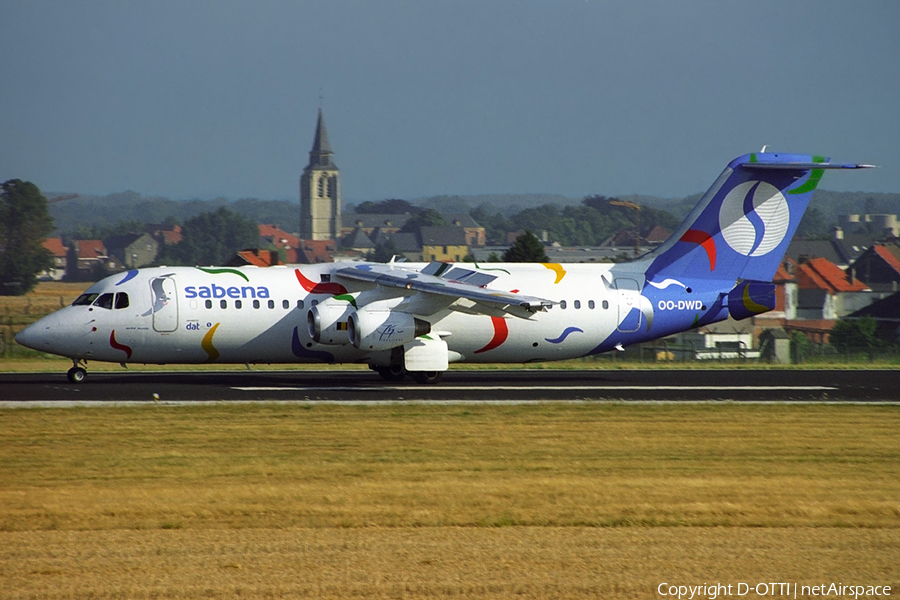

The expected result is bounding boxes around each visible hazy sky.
[1,1,897,202]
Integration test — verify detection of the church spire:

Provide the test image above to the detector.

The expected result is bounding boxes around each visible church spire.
[309,109,335,168]
[300,109,340,241]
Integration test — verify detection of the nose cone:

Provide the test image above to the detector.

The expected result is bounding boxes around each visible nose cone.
[15,315,60,352]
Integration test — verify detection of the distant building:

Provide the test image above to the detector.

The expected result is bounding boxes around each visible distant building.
[786,228,873,269]
[839,213,900,238]
[259,224,301,252]
[342,227,377,253]
[420,226,468,262]
[40,237,68,281]
[296,239,337,264]
[846,243,900,294]
[643,225,672,246]
[340,213,411,238]
[300,109,341,241]
[846,291,900,345]
[446,215,486,246]
[229,239,337,267]
[105,232,159,269]
[229,249,281,268]
[67,240,121,281]
[680,318,758,360]
[145,223,183,246]
[793,256,871,320]
[340,213,486,248]
[388,232,422,261]
[752,256,874,345]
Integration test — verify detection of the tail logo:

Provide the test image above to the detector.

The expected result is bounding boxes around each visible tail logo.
[719,181,789,257]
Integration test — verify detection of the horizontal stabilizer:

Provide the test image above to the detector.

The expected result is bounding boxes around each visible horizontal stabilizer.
[741,162,876,170]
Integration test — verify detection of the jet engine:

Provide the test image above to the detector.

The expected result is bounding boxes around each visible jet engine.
[307,299,355,345]
[347,308,431,351]
[727,281,776,321]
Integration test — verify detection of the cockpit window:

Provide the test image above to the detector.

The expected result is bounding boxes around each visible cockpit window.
[115,293,129,309]
[93,293,115,310]
[72,293,99,306]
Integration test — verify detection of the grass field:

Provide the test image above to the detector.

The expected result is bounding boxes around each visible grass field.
[1,403,897,598]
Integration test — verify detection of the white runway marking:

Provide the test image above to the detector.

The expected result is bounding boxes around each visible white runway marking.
[232,385,839,392]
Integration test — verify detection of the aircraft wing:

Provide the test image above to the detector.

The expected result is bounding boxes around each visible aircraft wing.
[335,262,554,319]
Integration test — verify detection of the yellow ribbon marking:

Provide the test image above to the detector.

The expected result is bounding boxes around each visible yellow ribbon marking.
[201,323,221,362]
[542,263,566,284]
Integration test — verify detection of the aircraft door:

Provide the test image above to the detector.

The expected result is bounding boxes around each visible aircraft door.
[150,276,179,332]
[614,278,641,333]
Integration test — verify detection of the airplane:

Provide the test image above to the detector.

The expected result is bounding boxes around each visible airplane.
[16,151,873,384]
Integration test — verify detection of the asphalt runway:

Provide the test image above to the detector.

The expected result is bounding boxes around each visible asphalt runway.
[0,368,897,404]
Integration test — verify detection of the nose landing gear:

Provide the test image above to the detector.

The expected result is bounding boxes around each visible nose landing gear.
[67,359,88,384]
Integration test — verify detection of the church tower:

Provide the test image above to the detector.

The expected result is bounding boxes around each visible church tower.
[300,109,341,240]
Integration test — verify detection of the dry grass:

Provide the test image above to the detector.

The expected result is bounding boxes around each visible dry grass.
[1,403,898,531]
[0,281,87,321]
[2,528,897,599]
[0,404,898,598]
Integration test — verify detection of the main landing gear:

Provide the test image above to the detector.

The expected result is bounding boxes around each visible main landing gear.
[411,371,443,385]
[373,364,405,382]
[67,359,87,384]
[370,364,444,385]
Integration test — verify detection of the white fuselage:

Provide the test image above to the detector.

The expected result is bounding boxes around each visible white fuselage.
[19,262,651,366]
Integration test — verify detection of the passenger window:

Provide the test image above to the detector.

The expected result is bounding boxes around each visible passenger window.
[602,300,609,310]
[297,299,305,309]
[268,299,275,309]
[205,300,213,309]
[282,299,289,309]
[220,300,227,309]
[574,300,581,309]
[253,300,260,309]
[115,293,129,309]
[73,293,99,306]
[588,300,595,309]
[235,300,242,309]
[560,300,567,309]
[93,293,114,310]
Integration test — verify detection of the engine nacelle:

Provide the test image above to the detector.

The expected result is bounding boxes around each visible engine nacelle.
[347,308,431,351]
[727,280,776,321]
[307,299,355,345]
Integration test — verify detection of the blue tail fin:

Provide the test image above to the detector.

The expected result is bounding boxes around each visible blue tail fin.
[644,152,873,283]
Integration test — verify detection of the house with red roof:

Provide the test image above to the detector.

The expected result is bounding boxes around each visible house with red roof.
[748,255,875,346]
[794,256,871,319]
[146,223,183,246]
[643,225,672,246]
[66,240,122,281]
[229,249,282,268]
[296,239,337,263]
[40,237,69,281]
[760,256,871,344]
[229,239,338,267]
[847,243,900,295]
[258,224,301,251]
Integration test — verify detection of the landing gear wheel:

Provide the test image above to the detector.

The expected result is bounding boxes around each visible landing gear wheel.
[375,365,406,382]
[411,371,443,385]
[67,367,87,384]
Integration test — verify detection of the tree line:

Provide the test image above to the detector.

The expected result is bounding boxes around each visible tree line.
[353,196,682,247]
